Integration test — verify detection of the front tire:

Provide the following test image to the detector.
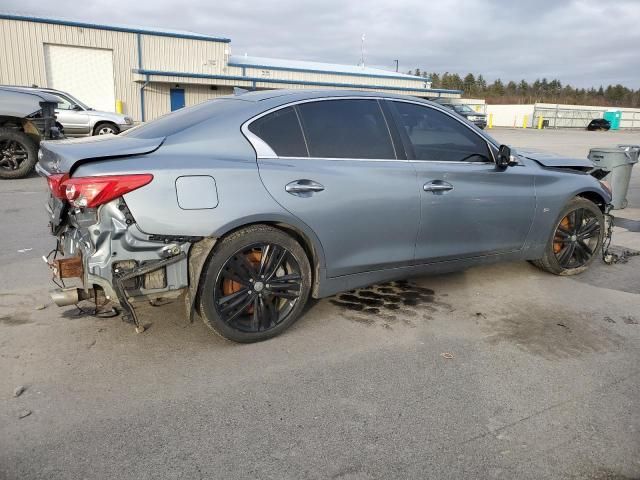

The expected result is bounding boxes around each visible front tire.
[198,225,312,343]
[93,122,119,136]
[0,129,38,179]
[532,197,604,275]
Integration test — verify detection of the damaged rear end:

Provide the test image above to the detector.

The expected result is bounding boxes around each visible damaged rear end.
[38,135,193,332]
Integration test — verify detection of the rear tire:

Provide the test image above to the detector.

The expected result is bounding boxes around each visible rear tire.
[0,128,38,179]
[198,225,312,343]
[531,197,604,276]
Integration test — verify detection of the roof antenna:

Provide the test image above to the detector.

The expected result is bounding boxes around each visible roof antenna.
[360,34,366,67]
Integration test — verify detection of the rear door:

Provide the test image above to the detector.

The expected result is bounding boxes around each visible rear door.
[251,98,419,277]
[387,100,536,263]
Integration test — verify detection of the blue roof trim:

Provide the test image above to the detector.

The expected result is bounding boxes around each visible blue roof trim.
[134,69,462,95]
[0,13,231,43]
[228,61,428,83]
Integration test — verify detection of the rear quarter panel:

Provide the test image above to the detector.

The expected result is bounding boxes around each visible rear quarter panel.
[71,120,289,237]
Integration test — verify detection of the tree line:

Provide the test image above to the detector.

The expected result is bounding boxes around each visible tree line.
[408,69,640,108]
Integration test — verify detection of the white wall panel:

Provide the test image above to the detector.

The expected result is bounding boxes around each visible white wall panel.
[45,44,116,111]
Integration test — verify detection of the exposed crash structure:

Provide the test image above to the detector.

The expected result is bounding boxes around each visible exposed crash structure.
[0,86,62,178]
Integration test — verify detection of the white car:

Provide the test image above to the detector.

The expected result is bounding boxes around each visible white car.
[32,87,134,137]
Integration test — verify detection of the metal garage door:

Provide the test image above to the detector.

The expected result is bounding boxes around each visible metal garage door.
[44,44,116,112]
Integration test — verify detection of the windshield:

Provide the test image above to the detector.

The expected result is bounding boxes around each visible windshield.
[453,104,476,114]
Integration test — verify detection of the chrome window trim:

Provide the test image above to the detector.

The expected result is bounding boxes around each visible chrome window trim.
[259,156,409,163]
[375,99,398,160]
[241,95,498,164]
[408,160,494,165]
[292,106,310,157]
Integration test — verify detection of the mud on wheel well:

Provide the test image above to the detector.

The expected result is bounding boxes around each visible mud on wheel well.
[577,192,607,212]
[189,221,321,316]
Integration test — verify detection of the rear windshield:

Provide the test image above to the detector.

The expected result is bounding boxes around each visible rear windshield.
[122,98,238,139]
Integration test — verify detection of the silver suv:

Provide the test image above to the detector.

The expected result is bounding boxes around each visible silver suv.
[32,87,134,136]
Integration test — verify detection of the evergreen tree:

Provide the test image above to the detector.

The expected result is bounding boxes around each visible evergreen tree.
[430,72,440,88]
[476,74,487,92]
[403,68,639,107]
[463,73,476,95]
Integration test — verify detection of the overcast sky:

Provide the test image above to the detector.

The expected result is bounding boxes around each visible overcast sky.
[3,0,639,88]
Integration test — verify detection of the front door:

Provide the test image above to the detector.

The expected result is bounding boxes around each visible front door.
[170,88,185,111]
[53,94,90,136]
[250,99,419,277]
[387,100,536,263]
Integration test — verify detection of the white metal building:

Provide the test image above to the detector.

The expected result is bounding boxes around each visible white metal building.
[0,13,462,122]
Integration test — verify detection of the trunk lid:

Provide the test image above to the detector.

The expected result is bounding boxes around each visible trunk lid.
[38,135,165,174]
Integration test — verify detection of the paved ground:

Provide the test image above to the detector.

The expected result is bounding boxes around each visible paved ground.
[1,128,639,480]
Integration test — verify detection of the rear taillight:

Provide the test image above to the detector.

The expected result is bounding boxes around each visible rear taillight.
[47,173,69,199]
[62,174,153,208]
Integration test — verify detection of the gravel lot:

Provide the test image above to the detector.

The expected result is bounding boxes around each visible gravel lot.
[1,128,639,480]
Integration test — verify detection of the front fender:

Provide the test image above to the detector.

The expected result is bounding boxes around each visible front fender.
[524,172,611,258]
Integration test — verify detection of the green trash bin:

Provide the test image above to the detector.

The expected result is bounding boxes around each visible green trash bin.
[603,110,621,130]
[588,145,639,209]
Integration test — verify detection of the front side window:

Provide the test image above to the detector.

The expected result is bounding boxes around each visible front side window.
[391,101,491,162]
[53,94,74,110]
[296,99,395,159]
[248,106,308,157]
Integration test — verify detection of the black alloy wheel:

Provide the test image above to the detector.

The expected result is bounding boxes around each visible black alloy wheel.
[0,139,28,171]
[0,129,39,179]
[199,224,312,343]
[553,208,601,269]
[531,197,604,276]
[215,243,303,333]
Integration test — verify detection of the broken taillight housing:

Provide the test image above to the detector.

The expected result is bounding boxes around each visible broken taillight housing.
[47,173,69,199]
[62,174,153,208]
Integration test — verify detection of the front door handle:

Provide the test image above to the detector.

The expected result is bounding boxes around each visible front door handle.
[285,179,325,196]
[423,180,454,193]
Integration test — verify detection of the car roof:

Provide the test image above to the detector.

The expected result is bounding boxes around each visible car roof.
[6,86,67,97]
[234,88,434,104]
[0,85,61,103]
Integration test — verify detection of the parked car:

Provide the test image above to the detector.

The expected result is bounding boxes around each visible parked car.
[37,89,611,342]
[0,86,61,179]
[435,101,487,129]
[11,87,134,136]
[587,118,611,131]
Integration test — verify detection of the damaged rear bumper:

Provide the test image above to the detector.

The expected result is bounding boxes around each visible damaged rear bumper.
[49,198,194,317]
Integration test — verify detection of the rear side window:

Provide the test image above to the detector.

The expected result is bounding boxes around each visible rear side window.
[390,101,491,162]
[296,99,395,159]
[248,107,308,157]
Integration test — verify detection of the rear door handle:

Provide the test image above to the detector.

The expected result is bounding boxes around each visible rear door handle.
[285,179,325,196]
[423,180,454,193]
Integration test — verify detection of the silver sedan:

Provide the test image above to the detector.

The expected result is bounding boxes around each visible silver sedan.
[37,89,612,342]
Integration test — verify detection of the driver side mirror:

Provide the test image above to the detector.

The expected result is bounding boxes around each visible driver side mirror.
[497,144,516,168]
[72,104,83,111]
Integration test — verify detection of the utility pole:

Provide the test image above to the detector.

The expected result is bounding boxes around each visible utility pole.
[360,34,366,67]
[394,59,399,72]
